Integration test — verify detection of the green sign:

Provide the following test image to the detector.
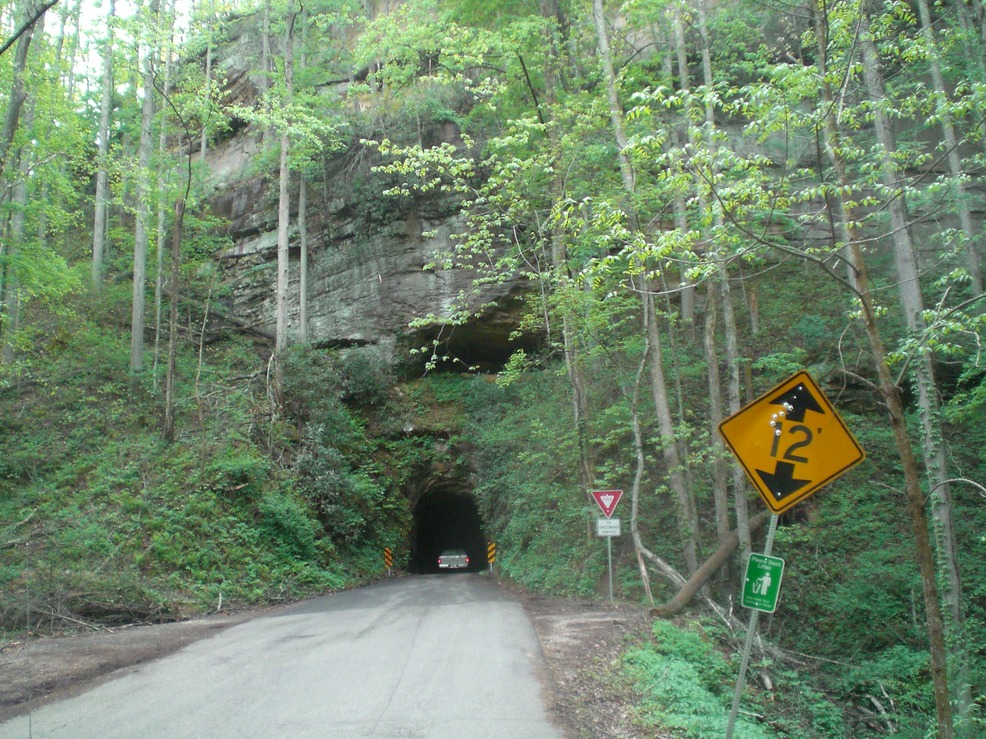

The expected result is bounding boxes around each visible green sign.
[742,553,785,613]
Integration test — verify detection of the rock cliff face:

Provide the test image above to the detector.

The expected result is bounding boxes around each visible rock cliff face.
[205,18,533,373]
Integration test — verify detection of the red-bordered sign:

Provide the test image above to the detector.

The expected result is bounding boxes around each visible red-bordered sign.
[591,490,623,518]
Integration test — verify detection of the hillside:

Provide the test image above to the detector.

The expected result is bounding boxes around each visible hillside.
[2,0,986,736]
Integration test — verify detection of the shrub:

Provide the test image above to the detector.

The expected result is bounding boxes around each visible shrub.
[624,619,774,738]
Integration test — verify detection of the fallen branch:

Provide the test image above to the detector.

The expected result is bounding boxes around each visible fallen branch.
[1,510,37,549]
[650,510,771,617]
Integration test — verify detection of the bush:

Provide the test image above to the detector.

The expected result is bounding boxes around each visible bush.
[258,491,321,561]
[624,619,773,738]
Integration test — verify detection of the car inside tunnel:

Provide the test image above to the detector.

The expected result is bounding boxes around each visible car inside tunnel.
[410,489,488,573]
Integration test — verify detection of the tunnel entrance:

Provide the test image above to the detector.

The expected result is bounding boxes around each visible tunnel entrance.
[410,489,488,573]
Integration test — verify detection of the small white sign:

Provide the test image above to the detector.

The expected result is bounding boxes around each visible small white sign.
[596,517,621,537]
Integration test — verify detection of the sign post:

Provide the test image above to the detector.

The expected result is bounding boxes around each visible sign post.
[592,490,623,601]
[383,547,393,577]
[719,372,865,739]
[487,541,496,573]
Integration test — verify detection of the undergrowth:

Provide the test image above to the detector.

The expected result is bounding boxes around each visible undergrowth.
[0,318,411,635]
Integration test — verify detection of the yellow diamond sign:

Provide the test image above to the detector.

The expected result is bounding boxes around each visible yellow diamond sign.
[718,371,865,514]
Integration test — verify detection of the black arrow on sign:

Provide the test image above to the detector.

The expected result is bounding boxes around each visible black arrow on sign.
[770,383,824,422]
[756,461,811,500]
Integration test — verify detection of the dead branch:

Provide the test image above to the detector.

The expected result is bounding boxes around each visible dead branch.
[650,510,772,617]
[1,510,37,549]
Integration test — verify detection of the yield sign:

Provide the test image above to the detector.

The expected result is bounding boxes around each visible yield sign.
[592,490,623,518]
[718,371,865,514]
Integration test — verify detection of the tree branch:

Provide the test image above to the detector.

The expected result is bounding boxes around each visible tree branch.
[650,510,771,617]
[0,1,59,57]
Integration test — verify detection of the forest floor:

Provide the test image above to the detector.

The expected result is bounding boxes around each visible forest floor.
[0,585,658,737]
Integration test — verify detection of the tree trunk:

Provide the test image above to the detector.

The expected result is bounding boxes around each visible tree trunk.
[153,0,175,389]
[298,7,309,344]
[592,0,699,573]
[130,0,160,387]
[199,0,214,165]
[538,0,595,509]
[0,1,42,362]
[811,3,953,733]
[2,107,35,365]
[630,319,654,605]
[704,284,732,546]
[298,177,309,344]
[92,0,115,289]
[260,0,273,148]
[653,511,771,617]
[859,10,971,723]
[915,0,983,295]
[164,195,185,443]
[645,290,698,574]
[275,5,297,356]
[0,3,35,179]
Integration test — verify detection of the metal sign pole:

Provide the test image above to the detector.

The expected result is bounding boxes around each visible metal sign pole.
[607,534,613,601]
[725,514,780,739]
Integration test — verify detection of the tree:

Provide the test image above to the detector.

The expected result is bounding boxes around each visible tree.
[0,0,57,57]
[130,0,162,387]
[590,0,699,577]
[0,0,43,176]
[858,2,973,724]
[91,0,115,289]
[275,3,297,357]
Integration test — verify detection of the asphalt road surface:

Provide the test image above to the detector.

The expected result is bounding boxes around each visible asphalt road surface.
[0,575,563,738]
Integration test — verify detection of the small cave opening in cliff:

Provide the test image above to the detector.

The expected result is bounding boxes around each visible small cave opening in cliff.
[402,290,545,375]
[409,489,488,574]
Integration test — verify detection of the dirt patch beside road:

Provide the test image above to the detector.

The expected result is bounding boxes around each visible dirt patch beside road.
[0,589,657,737]
[523,594,659,738]
[0,609,268,722]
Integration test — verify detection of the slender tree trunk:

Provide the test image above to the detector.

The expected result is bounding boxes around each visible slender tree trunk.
[916,0,982,295]
[859,10,971,723]
[164,195,185,443]
[275,6,297,355]
[0,0,37,178]
[645,289,699,574]
[298,177,309,343]
[688,0,753,563]
[153,0,175,389]
[276,134,291,353]
[2,101,36,365]
[130,0,160,387]
[260,0,273,149]
[811,3,953,733]
[0,1,42,362]
[538,0,595,509]
[703,284,731,545]
[592,0,699,573]
[630,315,654,605]
[199,0,214,165]
[298,7,309,344]
[92,0,115,288]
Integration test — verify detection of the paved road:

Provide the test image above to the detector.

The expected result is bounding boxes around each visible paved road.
[0,575,562,738]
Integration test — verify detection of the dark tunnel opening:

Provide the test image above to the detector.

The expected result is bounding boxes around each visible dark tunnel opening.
[410,490,488,573]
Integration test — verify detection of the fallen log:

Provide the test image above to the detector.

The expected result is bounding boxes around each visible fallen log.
[651,510,771,617]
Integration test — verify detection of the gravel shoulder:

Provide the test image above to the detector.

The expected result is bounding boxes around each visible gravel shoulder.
[0,584,655,737]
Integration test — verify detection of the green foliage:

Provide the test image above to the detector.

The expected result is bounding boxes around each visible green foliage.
[258,489,322,560]
[624,619,773,738]
[461,370,606,596]
[0,312,407,633]
[4,3,986,736]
